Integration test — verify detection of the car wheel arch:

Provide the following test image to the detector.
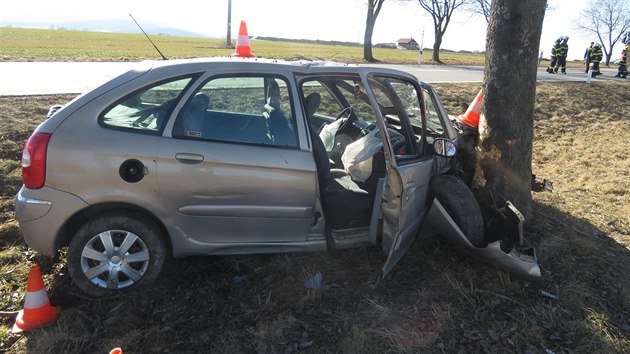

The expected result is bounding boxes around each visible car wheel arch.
[56,202,172,255]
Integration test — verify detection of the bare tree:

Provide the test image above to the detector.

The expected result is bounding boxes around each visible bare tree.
[474,0,547,220]
[468,0,492,23]
[364,0,386,62]
[415,0,468,63]
[577,0,630,65]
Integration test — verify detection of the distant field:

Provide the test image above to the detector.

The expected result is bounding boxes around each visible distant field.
[1,27,485,65]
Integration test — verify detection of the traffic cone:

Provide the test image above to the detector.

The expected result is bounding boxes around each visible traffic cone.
[231,21,255,58]
[457,89,483,129]
[11,264,61,333]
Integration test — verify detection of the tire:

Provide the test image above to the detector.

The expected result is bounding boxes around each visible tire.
[67,212,167,297]
[429,175,485,247]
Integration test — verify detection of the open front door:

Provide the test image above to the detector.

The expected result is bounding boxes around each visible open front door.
[380,158,433,275]
[361,71,435,276]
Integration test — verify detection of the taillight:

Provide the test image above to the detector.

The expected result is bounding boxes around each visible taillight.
[22,133,51,189]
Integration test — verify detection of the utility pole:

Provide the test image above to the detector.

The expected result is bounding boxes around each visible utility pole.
[418,28,425,64]
[226,0,232,48]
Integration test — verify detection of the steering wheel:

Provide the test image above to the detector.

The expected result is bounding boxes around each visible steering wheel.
[335,106,354,121]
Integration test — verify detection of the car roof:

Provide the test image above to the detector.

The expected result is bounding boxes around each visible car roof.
[36,57,424,134]
[144,56,419,80]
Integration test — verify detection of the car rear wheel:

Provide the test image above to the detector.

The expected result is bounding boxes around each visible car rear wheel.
[67,212,167,297]
[429,175,485,247]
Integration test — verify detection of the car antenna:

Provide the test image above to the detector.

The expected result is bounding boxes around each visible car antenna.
[129,13,168,60]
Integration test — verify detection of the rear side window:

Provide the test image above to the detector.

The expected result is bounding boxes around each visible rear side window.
[100,76,194,133]
[172,75,298,147]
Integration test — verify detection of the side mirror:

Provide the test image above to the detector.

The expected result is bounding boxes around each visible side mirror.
[433,138,457,157]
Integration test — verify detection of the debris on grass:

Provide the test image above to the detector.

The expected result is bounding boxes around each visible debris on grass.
[539,289,560,300]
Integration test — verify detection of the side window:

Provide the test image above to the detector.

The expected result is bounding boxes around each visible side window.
[422,87,446,137]
[368,76,422,160]
[301,78,377,131]
[302,82,340,118]
[100,77,193,133]
[173,76,297,147]
[336,80,377,125]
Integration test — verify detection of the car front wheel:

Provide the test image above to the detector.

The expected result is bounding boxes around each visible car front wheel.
[429,175,485,248]
[67,212,167,297]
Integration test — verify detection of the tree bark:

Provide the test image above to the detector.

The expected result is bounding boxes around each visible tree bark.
[432,32,443,62]
[364,13,376,62]
[474,0,546,220]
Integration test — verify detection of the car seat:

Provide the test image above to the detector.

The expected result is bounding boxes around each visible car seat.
[173,92,210,137]
[263,83,296,146]
[304,93,373,229]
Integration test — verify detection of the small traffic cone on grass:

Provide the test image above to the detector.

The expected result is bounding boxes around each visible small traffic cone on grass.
[231,21,255,58]
[11,264,60,333]
[457,89,483,129]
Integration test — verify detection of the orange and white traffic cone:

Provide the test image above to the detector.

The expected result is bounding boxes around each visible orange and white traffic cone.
[231,20,255,58]
[457,89,483,129]
[11,264,61,333]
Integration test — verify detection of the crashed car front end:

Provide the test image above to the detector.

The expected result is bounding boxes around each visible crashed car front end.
[418,198,541,279]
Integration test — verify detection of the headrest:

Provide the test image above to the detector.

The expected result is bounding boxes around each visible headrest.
[304,93,321,118]
[267,81,280,97]
[191,93,210,111]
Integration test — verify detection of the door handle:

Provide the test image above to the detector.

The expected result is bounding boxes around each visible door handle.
[175,153,204,164]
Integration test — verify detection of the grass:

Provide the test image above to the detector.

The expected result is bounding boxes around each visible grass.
[0,81,629,353]
[1,27,588,67]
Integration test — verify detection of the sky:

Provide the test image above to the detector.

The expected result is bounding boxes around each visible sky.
[2,0,595,61]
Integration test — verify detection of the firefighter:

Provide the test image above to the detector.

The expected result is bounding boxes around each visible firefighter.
[614,42,629,79]
[589,43,604,77]
[584,42,594,73]
[547,37,562,74]
[554,36,569,74]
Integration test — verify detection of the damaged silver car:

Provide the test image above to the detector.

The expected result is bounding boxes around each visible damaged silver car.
[15,58,539,296]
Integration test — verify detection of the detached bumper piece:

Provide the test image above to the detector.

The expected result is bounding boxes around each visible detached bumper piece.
[418,198,541,279]
[531,174,553,192]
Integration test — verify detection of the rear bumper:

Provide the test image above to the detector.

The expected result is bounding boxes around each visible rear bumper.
[14,186,89,256]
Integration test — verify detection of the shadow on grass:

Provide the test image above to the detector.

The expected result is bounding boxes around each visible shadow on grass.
[8,198,628,353]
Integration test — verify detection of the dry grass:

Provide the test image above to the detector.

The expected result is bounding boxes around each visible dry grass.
[1,81,630,353]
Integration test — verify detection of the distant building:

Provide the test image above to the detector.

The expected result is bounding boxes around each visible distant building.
[396,38,419,50]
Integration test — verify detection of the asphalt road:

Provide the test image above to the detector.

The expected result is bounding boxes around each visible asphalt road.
[0,61,624,96]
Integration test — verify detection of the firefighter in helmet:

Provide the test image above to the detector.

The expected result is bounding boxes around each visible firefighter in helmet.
[553,36,569,74]
[615,42,629,79]
[584,42,594,73]
[547,37,563,74]
[589,43,604,77]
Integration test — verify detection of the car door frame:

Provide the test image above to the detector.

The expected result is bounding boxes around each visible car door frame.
[156,68,320,254]
[358,69,434,276]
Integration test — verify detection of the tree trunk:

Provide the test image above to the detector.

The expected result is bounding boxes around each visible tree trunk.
[432,32,443,62]
[364,14,376,62]
[474,0,546,220]
[364,0,385,63]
